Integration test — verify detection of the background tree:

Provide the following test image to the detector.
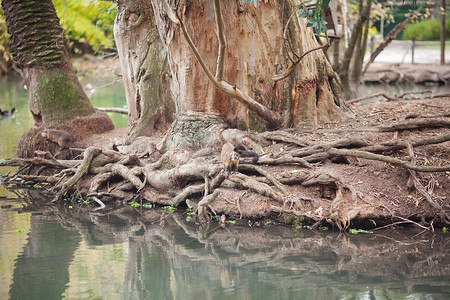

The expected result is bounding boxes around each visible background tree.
[53,0,116,54]
[338,0,373,98]
[0,9,11,75]
[1,0,114,158]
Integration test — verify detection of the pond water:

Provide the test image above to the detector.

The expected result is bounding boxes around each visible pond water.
[1,76,450,299]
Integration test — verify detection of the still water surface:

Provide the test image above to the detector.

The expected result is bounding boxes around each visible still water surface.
[1,77,449,299]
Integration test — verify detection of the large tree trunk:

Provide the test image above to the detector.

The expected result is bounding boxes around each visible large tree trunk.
[124,0,345,150]
[1,0,114,157]
[114,0,175,144]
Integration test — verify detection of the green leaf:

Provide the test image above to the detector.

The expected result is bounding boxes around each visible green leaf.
[298,10,309,18]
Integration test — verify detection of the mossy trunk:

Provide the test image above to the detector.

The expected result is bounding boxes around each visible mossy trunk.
[1,0,114,157]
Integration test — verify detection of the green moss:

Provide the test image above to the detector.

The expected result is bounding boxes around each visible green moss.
[35,69,94,126]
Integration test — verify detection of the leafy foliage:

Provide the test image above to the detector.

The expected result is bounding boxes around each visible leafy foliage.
[243,0,330,34]
[0,0,116,60]
[0,9,12,73]
[53,0,116,52]
[402,18,450,41]
[297,0,330,34]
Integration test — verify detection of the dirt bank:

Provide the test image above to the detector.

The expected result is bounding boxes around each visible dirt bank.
[1,94,448,230]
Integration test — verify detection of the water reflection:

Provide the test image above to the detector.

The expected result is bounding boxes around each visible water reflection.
[1,193,449,300]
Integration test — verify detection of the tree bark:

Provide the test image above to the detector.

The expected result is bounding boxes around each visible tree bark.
[1,0,114,157]
[140,0,345,150]
[339,0,372,98]
[114,0,175,144]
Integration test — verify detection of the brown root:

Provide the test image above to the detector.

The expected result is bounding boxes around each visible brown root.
[2,99,449,229]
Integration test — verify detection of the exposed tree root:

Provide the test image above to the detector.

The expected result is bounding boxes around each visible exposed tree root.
[2,111,449,229]
[405,142,450,224]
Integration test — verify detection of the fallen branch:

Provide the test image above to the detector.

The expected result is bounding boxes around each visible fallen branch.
[259,131,311,147]
[96,107,128,114]
[377,118,450,132]
[0,157,79,169]
[373,215,433,231]
[347,92,396,104]
[331,118,450,133]
[328,148,450,172]
[396,90,432,99]
[11,174,60,184]
[359,132,450,153]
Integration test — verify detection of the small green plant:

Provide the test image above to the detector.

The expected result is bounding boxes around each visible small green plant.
[130,202,141,208]
[320,226,329,230]
[143,204,152,209]
[443,227,449,233]
[295,225,312,230]
[68,205,73,209]
[32,184,41,189]
[17,228,24,233]
[21,184,31,188]
[297,0,331,34]
[163,205,175,211]
[226,220,237,225]
[348,228,372,234]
